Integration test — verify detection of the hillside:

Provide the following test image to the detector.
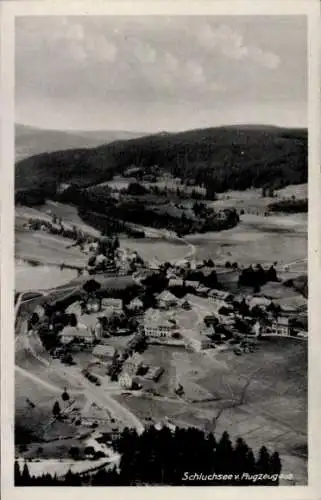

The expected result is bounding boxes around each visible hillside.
[15,124,146,162]
[15,125,307,200]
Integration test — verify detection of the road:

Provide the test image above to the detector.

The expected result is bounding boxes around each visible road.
[15,365,63,393]
[15,291,145,433]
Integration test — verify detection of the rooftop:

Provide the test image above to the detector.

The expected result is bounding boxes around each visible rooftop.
[124,352,144,366]
[144,308,177,328]
[158,290,178,303]
[59,325,92,338]
[92,344,116,357]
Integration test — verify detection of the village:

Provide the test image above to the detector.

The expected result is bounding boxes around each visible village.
[21,209,308,399]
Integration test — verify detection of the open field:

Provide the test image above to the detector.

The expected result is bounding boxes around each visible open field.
[15,369,86,442]
[188,212,306,268]
[208,184,307,211]
[120,336,307,482]
[15,229,87,267]
[190,185,307,268]
[16,261,77,292]
[120,237,189,263]
[35,201,100,237]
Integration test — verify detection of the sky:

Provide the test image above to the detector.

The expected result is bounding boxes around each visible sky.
[15,15,307,132]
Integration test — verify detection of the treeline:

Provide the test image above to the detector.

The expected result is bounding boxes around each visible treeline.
[15,126,307,200]
[15,427,282,486]
[238,265,279,292]
[78,208,145,238]
[57,184,240,236]
[124,180,211,201]
[268,198,308,213]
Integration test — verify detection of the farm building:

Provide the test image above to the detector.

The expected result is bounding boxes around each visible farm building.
[196,286,210,297]
[175,259,190,269]
[127,297,144,313]
[203,315,218,326]
[102,297,123,311]
[149,258,161,271]
[209,289,233,302]
[185,280,200,289]
[122,353,145,376]
[92,344,116,360]
[200,325,215,337]
[59,325,94,344]
[168,278,184,288]
[187,337,213,352]
[247,296,271,309]
[158,290,179,309]
[145,366,164,382]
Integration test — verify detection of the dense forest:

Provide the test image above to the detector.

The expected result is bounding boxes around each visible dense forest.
[15,125,307,202]
[15,426,282,486]
[44,184,239,236]
[268,198,308,213]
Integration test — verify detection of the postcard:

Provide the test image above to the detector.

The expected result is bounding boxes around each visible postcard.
[1,1,320,499]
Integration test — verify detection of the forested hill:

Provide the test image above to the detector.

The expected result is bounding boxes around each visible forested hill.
[15,125,307,197]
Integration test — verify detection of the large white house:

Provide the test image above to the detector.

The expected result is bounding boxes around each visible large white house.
[143,308,178,338]
[271,317,292,336]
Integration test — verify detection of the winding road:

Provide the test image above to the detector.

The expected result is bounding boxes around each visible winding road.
[15,291,144,434]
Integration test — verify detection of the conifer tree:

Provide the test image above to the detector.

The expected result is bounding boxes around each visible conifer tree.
[52,401,61,418]
[14,460,21,486]
[21,462,31,486]
[256,446,272,484]
[270,451,282,485]
[215,431,234,474]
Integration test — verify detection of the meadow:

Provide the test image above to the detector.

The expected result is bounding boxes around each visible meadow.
[188,212,307,267]
[117,336,307,483]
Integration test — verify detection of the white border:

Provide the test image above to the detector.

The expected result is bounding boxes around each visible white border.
[1,1,320,500]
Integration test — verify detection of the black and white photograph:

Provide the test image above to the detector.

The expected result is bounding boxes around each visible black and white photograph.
[1,0,320,494]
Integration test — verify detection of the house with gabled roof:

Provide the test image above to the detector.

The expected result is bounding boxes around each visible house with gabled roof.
[144,308,178,338]
[158,290,179,309]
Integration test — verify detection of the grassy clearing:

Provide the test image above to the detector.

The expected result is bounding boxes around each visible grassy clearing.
[187,185,307,268]
[114,394,184,423]
[15,371,84,441]
[20,436,87,460]
[120,237,188,262]
[189,213,306,267]
[133,336,307,481]
[15,230,86,267]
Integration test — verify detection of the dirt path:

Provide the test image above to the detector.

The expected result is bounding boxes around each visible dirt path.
[15,365,62,393]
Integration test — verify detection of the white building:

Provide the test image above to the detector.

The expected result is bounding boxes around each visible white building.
[92,344,116,360]
[271,317,292,336]
[122,353,144,376]
[168,278,184,287]
[59,324,94,344]
[158,290,178,309]
[252,320,262,337]
[127,297,144,313]
[119,372,133,389]
[143,308,178,338]
[102,298,123,311]
[187,337,213,352]
[209,289,232,302]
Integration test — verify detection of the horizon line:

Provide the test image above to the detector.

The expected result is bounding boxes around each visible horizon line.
[15,121,307,134]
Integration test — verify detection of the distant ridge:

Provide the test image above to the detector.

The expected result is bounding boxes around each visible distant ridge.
[15,124,307,199]
[15,123,147,161]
